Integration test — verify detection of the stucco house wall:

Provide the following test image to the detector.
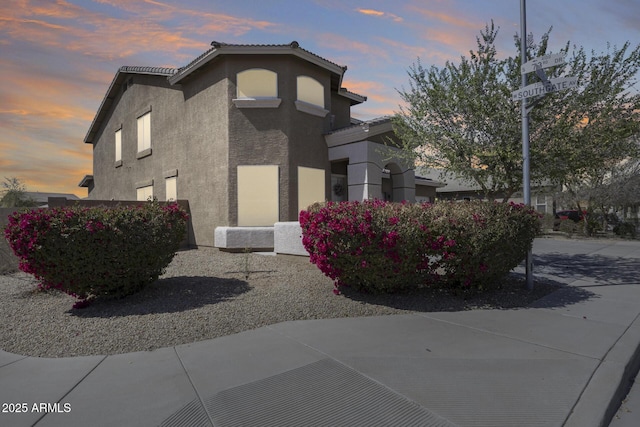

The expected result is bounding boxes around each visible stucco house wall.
[81,41,444,247]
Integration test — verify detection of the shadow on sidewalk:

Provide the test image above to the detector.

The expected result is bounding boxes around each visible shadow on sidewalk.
[70,276,250,318]
[340,274,594,313]
[533,253,640,286]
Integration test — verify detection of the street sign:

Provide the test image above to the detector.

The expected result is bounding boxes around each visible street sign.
[521,52,566,74]
[512,76,578,101]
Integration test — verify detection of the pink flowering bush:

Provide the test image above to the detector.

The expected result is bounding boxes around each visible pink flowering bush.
[299,200,453,293]
[300,200,540,294]
[423,201,541,290]
[4,201,188,308]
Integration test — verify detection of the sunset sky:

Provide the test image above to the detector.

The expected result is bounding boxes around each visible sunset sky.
[1,0,639,197]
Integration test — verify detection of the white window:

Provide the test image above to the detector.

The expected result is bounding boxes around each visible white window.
[237,165,279,226]
[237,69,277,98]
[136,185,153,201]
[295,76,328,117]
[536,194,547,213]
[115,128,122,163]
[137,111,151,154]
[296,76,324,108]
[165,177,177,201]
[298,167,325,211]
[234,69,281,108]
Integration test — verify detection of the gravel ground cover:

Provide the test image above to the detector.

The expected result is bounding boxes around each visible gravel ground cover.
[0,248,558,358]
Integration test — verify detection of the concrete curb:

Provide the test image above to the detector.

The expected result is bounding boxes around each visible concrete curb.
[564,311,640,427]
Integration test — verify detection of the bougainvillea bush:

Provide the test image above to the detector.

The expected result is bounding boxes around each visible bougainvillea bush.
[4,201,188,308]
[423,201,541,289]
[300,200,540,294]
[299,200,454,293]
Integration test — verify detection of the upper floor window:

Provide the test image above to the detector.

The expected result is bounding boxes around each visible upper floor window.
[115,128,122,166]
[137,111,151,158]
[233,69,281,108]
[297,76,324,107]
[296,76,328,117]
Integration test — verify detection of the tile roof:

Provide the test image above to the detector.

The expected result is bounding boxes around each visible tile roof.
[119,66,177,76]
[170,40,348,86]
[85,41,366,144]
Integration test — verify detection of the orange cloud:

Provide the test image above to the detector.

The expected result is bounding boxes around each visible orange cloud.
[342,78,403,116]
[409,7,479,30]
[1,0,275,62]
[357,8,384,17]
[316,33,388,61]
[356,8,403,22]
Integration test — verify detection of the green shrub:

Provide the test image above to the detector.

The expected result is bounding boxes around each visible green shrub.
[558,219,580,236]
[614,222,638,239]
[4,201,188,308]
[540,213,556,231]
[423,201,541,290]
[300,200,448,293]
[300,200,541,293]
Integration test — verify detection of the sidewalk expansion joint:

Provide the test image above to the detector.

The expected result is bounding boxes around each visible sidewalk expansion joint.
[416,312,602,360]
[32,354,108,426]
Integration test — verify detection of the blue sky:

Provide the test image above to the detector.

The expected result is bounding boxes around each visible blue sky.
[1,0,638,196]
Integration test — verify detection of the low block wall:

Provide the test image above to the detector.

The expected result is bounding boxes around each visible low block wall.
[274,222,308,256]
[214,226,274,252]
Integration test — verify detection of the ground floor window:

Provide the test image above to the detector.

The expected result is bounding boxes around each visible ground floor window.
[165,176,177,201]
[298,166,325,212]
[536,194,548,213]
[237,165,279,226]
[136,185,153,201]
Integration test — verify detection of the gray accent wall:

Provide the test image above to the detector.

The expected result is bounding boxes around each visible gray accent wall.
[87,54,352,246]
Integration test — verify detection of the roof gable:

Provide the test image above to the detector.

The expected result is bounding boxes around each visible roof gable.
[84,41,366,145]
[84,67,177,144]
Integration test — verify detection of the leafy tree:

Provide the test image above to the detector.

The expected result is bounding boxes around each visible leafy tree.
[393,22,640,203]
[0,177,37,208]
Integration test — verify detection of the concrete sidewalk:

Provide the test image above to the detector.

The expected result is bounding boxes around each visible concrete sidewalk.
[1,237,640,426]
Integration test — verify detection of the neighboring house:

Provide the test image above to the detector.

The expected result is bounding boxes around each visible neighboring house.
[24,192,80,207]
[80,41,443,247]
[417,168,556,214]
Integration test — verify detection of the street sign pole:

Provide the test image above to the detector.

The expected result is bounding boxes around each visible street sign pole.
[520,0,534,290]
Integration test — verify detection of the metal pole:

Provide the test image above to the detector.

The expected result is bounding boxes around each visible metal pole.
[521,0,534,290]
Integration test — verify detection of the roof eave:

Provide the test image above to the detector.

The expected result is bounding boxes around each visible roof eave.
[84,67,175,144]
[325,118,393,147]
[169,43,347,85]
[338,89,367,105]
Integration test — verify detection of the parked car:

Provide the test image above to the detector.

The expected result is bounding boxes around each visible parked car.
[555,210,585,222]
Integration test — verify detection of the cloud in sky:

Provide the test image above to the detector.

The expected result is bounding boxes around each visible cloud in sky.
[356,8,403,23]
[1,0,638,196]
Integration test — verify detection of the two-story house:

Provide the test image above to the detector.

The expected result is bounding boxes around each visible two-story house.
[80,41,442,247]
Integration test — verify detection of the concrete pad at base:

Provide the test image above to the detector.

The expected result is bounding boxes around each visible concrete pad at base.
[274,222,308,256]
[214,226,273,251]
[36,347,197,427]
[0,355,105,427]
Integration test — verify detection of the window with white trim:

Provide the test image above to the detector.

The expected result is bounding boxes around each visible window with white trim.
[165,177,177,201]
[136,185,153,201]
[536,194,547,213]
[233,69,281,109]
[298,167,325,211]
[297,76,324,108]
[137,111,151,154]
[115,128,122,165]
[237,165,279,226]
